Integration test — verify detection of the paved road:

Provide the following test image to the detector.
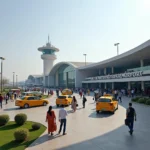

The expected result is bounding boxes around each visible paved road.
[0,93,150,150]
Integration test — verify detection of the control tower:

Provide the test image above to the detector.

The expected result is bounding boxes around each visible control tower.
[38,36,59,86]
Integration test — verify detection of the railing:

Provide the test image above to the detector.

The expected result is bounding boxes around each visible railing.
[127,65,150,72]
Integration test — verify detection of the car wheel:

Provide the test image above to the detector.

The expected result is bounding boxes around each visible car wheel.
[112,108,115,114]
[116,104,118,110]
[24,104,29,109]
[96,110,99,114]
[43,102,47,106]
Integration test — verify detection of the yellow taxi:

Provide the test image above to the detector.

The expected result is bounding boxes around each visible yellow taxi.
[15,96,49,108]
[56,95,72,107]
[96,94,118,114]
[21,91,42,97]
[61,89,73,95]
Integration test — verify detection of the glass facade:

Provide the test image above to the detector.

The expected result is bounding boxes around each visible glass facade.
[42,49,55,55]
[57,64,75,88]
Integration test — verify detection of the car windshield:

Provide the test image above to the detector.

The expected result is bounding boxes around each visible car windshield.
[58,96,66,99]
[98,98,111,102]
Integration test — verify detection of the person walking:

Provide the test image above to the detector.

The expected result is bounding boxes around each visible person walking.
[71,96,77,112]
[58,105,68,135]
[118,91,122,103]
[46,106,57,136]
[82,95,87,108]
[87,89,90,96]
[5,94,8,104]
[126,102,137,135]
[131,89,134,98]
[0,94,3,109]
[14,92,17,100]
[79,90,82,98]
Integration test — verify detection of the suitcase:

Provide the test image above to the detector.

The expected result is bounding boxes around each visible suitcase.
[125,119,129,126]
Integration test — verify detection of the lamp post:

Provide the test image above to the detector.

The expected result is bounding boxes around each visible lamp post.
[16,75,18,87]
[13,72,15,87]
[114,43,120,55]
[0,57,5,93]
[83,54,87,66]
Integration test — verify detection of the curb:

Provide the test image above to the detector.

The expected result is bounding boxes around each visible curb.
[132,101,150,107]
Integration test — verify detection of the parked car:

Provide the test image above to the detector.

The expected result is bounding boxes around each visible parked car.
[15,96,49,108]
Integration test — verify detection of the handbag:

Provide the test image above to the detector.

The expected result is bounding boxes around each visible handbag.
[125,118,129,126]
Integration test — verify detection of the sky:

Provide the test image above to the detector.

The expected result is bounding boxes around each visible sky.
[0,0,150,81]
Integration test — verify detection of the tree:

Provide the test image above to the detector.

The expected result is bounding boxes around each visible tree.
[0,78,9,86]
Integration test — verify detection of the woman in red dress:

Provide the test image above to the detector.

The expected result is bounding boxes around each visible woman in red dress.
[46,106,57,135]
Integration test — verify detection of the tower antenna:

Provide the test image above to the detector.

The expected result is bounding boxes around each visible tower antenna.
[48,34,49,43]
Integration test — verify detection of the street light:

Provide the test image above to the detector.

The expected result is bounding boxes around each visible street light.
[13,72,15,87]
[83,54,87,66]
[0,57,5,93]
[114,43,120,55]
[16,75,18,87]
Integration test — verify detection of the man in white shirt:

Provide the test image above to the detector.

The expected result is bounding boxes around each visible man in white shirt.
[58,105,68,135]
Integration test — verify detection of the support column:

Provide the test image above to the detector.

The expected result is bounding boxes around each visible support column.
[140,59,144,67]
[112,67,114,74]
[43,76,46,87]
[128,82,131,90]
[104,68,107,75]
[104,83,107,89]
[48,76,50,87]
[56,72,59,87]
[99,83,101,88]
[99,69,101,75]
[112,82,114,89]
[141,81,144,91]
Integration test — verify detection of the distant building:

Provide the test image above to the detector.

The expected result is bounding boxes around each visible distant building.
[27,39,150,92]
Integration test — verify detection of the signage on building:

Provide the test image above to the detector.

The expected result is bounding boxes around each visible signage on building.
[87,71,143,80]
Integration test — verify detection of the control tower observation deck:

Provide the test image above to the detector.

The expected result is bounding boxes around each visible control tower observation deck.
[38,36,59,86]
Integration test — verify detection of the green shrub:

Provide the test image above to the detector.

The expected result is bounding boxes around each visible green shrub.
[132,97,140,102]
[14,113,27,125]
[132,98,137,102]
[32,123,41,130]
[14,128,29,142]
[138,98,147,104]
[0,114,10,126]
[145,100,150,105]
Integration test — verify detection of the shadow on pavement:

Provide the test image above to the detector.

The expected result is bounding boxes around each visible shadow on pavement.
[3,107,23,111]
[52,105,60,110]
[29,134,63,147]
[67,110,73,114]
[56,125,149,150]
[89,111,113,118]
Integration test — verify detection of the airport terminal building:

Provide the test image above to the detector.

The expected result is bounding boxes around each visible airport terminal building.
[26,40,150,92]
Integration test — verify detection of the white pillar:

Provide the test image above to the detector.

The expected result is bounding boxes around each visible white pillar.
[128,82,131,90]
[141,81,144,90]
[43,76,46,87]
[140,59,144,67]
[48,76,50,87]
[112,82,114,89]
[56,72,59,87]
[112,67,114,74]
[104,83,107,89]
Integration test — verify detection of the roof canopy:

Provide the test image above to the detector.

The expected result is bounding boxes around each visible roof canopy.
[79,40,150,70]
